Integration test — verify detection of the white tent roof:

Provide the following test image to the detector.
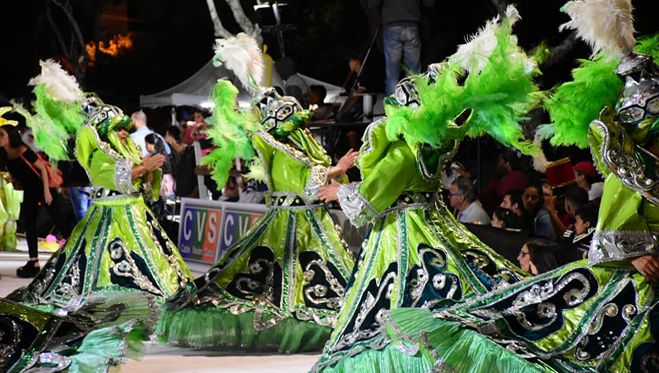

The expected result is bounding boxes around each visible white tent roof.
[139,59,344,108]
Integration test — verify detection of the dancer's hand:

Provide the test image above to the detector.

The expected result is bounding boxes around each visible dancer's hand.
[631,255,659,281]
[319,180,341,202]
[337,149,359,173]
[143,154,165,172]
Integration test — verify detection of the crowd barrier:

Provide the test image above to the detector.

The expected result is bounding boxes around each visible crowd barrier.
[178,198,367,266]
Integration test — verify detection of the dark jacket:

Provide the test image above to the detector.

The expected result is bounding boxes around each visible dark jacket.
[368,0,436,26]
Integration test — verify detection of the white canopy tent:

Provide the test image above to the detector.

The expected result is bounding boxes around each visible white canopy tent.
[139,59,344,108]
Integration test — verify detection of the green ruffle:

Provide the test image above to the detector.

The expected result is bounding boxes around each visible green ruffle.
[312,342,433,373]
[68,321,147,373]
[156,305,331,352]
[388,308,557,373]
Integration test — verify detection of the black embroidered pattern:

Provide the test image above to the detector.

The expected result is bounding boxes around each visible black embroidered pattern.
[403,244,462,310]
[299,251,347,311]
[224,246,283,306]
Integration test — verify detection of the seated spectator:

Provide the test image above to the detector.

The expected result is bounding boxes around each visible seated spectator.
[449,177,490,225]
[518,238,560,275]
[573,161,604,204]
[499,189,528,228]
[442,161,471,191]
[561,204,598,260]
[479,149,528,213]
[220,176,240,202]
[545,186,589,237]
[523,184,556,240]
[309,85,333,121]
[490,207,525,230]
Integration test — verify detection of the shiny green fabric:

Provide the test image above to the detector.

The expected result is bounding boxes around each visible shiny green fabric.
[312,120,527,373]
[8,125,193,307]
[390,262,659,373]
[385,118,659,373]
[157,129,355,352]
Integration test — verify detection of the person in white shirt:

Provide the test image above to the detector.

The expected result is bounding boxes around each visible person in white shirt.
[130,110,170,158]
[449,177,490,225]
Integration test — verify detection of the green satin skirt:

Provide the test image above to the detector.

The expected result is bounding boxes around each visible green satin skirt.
[156,201,355,353]
[8,194,195,308]
[389,260,659,373]
[311,199,526,373]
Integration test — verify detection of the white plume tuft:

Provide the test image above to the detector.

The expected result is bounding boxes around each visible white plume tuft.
[213,33,264,90]
[450,5,531,74]
[560,0,635,59]
[28,59,83,103]
[531,131,550,173]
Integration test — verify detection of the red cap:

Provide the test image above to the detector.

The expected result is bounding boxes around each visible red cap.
[573,161,596,177]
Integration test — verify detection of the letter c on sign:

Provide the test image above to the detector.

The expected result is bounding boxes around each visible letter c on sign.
[183,210,193,241]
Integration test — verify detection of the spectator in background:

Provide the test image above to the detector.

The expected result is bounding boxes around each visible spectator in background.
[442,161,471,191]
[184,109,210,146]
[573,161,604,203]
[449,177,490,225]
[130,110,170,158]
[490,207,524,230]
[523,184,556,240]
[275,56,310,108]
[561,204,598,260]
[309,85,333,121]
[145,133,174,197]
[368,0,435,95]
[500,189,526,220]
[165,126,198,198]
[480,149,528,213]
[337,50,375,122]
[518,238,559,275]
[545,186,589,238]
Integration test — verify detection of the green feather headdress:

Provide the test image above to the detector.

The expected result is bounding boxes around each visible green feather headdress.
[542,36,659,149]
[385,6,540,155]
[200,80,261,189]
[26,60,86,161]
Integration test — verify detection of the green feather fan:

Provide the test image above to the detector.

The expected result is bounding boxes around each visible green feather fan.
[200,80,260,189]
[544,36,659,149]
[385,12,539,155]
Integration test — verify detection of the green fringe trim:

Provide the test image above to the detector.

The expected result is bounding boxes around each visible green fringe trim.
[156,305,331,353]
[68,321,148,373]
[313,343,433,373]
[389,308,557,373]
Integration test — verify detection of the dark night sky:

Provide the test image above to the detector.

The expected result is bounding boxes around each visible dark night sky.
[2,0,657,112]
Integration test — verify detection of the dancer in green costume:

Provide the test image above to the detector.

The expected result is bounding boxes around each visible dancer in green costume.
[388,2,659,373]
[309,7,544,373]
[157,34,356,352]
[8,60,195,309]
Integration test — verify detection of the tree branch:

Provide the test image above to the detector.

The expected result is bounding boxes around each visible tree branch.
[44,0,70,57]
[541,32,579,69]
[205,0,233,38]
[224,0,262,45]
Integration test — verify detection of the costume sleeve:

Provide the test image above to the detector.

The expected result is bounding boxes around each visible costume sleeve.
[338,140,416,228]
[76,127,137,194]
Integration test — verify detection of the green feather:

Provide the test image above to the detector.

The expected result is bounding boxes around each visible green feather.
[29,83,85,160]
[636,35,659,62]
[545,56,622,148]
[385,16,540,155]
[201,80,258,190]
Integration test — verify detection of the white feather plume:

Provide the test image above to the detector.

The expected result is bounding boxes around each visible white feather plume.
[450,5,526,74]
[560,0,635,59]
[213,33,264,90]
[531,131,550,173]
[28,59,83,103]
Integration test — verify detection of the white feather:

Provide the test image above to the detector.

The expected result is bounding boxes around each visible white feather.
[560,0,635,59]
[213,33,264,90]
[450,5,528,74]
[531,131,550,173]
[28,59,83,103]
